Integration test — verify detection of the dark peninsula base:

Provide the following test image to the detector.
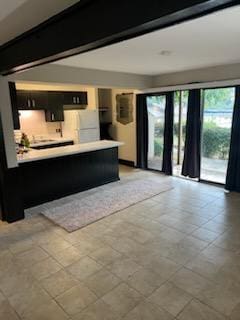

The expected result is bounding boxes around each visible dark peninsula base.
[19,147,119,209]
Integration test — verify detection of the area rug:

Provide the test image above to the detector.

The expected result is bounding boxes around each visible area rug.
[42,178,173,232]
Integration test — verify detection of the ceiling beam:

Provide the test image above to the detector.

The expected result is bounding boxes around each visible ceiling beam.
[0,0,237,75]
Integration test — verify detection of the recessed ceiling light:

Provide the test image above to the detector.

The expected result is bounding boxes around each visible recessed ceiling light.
[158,50,172,56]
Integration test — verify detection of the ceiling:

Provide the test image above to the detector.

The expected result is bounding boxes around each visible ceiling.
[54,5,240,76]
[0,0,80,45]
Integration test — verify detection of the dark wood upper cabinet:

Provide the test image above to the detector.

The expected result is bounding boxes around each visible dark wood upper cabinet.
[31,91,48,109]
[14,89,88,122]
[17,90,47,110]
[45,92,64,122]
[63,92,88,105]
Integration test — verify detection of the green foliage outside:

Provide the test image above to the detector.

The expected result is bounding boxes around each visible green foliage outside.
[202,122,230,160]
[204,88,234,110]
[154,138,163,157]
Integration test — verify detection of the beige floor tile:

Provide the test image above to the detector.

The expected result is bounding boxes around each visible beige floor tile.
[171,267,210,296]
[107,237,141,256]
[157,215,198,234]
[140,255,181,280]
[106,257,141,280]
[89,246,123,266]
[163,243,200,265]
[191,227,220,243]
[127,267,166,297]
[186,255,221,280]
[158,228,186,243]
[30,257,62,280]
[230,302,240,320]
[178,299,227,320]
[202,221,229,235]
[40,269,79,297]
[50,246,84,267]
[124,226,155,244]
[123,300,174,320]
[66,256,102,280]
[213,231,240,252]
[0,299,20,320]
[8,282,51,316]
[197,281,240,316]
[0,266,36,297]
[71,299,121,320]
[14,247,49,267]
[8,238,35,255]
[102,283,143,317]
[40,238,72,255]
[74,237,105,255]
[83,268,121,297]
[148,282,192,316]
[56,284,97,316]
[21,299,69,320]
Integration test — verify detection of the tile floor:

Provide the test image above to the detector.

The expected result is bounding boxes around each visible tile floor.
[1,166,240,319]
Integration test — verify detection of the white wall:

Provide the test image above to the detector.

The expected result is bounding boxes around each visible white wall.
[110,89,139,164]
[9,64,153,89]
[0,77,17,168]
[153,63,240,87]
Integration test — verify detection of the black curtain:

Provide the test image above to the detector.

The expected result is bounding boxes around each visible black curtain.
[182,89,201,178]
[225,86,240,192]
[136,94,148,169]
[162,92,174,175]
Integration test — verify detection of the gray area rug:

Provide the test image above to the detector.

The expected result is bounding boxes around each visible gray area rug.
[42,178,173,232]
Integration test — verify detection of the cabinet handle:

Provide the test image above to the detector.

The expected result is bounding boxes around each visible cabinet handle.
[32,99,35,107]
[27,99,31,107]
[77,97,80,104]
[73,96,76,104]
[51,113,55,121]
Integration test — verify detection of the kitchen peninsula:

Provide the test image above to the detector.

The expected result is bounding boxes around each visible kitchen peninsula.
[18,140,123,209]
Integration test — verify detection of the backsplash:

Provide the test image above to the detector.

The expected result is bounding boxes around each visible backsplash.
[19,110,61,138]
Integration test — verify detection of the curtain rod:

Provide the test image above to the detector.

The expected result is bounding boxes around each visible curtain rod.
[140,78,240,94]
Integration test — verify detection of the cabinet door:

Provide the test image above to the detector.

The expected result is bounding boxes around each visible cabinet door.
[9,82,20,130]
[31,91,48,109]
[78,92,88,105]
[48,92,64,109]
[45,92,64,122]
[63,92,88,105]
[17,91,32,109]
[45,110,64,122]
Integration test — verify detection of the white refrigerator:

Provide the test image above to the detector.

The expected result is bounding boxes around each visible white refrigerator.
[62,110,100,144]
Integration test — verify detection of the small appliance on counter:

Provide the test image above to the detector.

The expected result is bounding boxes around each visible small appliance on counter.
[62,110,100,144]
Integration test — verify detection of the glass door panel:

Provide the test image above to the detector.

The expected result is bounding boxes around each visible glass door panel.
[173,91,188,177]
[201,88,235,184]
[147,95,166,170]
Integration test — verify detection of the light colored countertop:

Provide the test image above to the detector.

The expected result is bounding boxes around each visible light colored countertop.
[30,138,74,148]
[17,140,124,164]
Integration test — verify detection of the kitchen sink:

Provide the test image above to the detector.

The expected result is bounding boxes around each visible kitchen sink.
[31,139,55,143]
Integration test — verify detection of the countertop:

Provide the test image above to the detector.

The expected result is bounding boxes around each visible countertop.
[17,140,124,164]
[30,138,74,148]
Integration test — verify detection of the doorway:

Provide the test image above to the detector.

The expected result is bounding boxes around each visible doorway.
[200,87,235,184]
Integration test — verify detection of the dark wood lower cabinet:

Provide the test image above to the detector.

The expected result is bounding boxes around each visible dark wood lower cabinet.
[19,147,119,209]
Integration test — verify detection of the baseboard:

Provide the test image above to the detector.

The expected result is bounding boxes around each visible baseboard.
[119,159,135,167]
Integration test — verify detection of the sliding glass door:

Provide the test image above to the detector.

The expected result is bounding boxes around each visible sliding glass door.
[147,95,166,170]
[201,88,235,184]
[173,91,188,177]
